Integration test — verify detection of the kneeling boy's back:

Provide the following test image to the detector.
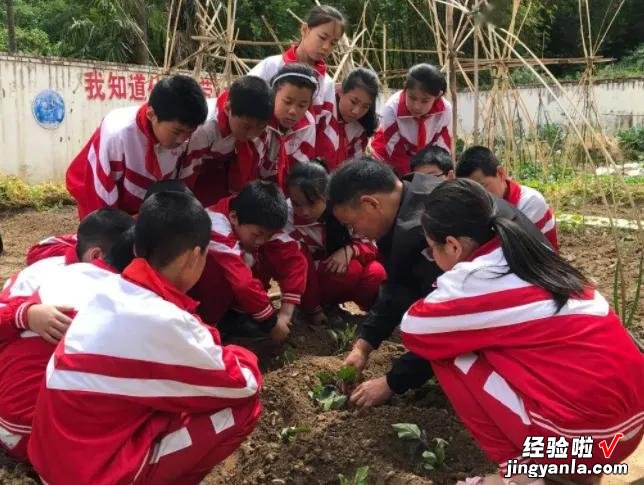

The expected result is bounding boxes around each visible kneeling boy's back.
[28,192,262,485]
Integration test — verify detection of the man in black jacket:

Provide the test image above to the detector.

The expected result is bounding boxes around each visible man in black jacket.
[329,158,550,407]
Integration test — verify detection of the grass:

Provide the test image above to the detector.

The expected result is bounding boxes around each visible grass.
[0,175,73,211]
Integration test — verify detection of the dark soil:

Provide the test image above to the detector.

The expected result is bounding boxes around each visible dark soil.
[0,207,642,484]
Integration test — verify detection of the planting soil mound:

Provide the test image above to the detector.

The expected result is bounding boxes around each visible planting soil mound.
[206,348,494,485]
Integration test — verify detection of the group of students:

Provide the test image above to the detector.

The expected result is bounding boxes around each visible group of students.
[0,4,641,485]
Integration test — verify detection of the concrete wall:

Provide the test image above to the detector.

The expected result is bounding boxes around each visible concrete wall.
[0,53,642,183]
[456,78,644,136]
[0,54,216,183]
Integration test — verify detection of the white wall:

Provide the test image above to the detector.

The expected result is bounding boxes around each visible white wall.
[0,53,642,183]
[0,54,216,183]
[455,78,644,136]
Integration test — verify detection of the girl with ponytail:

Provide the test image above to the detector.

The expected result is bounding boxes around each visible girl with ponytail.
[400,179,643,485]
[286,160,386,325]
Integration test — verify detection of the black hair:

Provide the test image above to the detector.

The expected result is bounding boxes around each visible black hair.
[135,192,211,269]
[410,145,453,174]
[144,179,193,200]
[286,160,329,204]
[148,74,208,128]
[328,157,398,207]
[76,208,135,261]
[405,63,447,97]
[103,226,135,272]
[456,145,500,178]
[271,63,318,98]
[421,179,589,311]
[341,68,379,136]
[229,76,274,121]
[230,180,288,230]
[306,5,345,32]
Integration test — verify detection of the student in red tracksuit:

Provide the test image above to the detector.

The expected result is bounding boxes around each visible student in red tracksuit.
[371,64,452,176]
[400,179,643,485]
[456,145,559,251]
[241,64,318,192]
[285,161,386,326]
[192,181,307,343]
[186,76,274,205]
[25,181,190,267]
[66,75,208,218]
[28,191,263,485]
[249,5,345,161]
[0,235,133,461]
[409,145,454,179]
[2,208,133,301]
[325,68,380,170]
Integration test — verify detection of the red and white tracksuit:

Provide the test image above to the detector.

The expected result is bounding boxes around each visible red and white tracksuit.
[25,233,78,266]
[28,258,262,485]
[371,90,452,176]
[249,45,337,162]
[246,113,316,191]
[286,203,385,314]
[325,109,369,170]
[66,104,203,218]
[192,197,308,327]
[1,255,74,299]
[401,239,644,473]
[0,261,117,461]
[505,178,559,251]
[185,91,252,205]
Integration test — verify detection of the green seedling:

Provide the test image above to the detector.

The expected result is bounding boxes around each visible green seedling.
[329,323,358,353]
[392,423,448,471]
[308,366,358,411]
[338,465,369,485]
[278,426,310,443]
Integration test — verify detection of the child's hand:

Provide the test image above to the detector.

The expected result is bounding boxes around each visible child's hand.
[270,314,292,343]
[308,310,328,326]
[344,339,373,375]
[323,245,354,274]
[27,304,74,344]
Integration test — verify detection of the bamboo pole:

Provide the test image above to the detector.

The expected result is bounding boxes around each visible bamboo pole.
[382,23,388,92]
[473,24,479,144]
[446,2,457,159]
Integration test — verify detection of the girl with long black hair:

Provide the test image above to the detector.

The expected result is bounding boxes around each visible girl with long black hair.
[401,179,643,485]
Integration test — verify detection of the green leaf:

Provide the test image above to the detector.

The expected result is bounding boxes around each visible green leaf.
[354,465,370,484]
[435,444,446,465]
[337,365,358,383]
[338,474,350,485]
[317,371,337,386]
[392,423,422,441]
[421,450,437,466]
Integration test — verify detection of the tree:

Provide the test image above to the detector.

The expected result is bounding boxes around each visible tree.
[5,0,16,53]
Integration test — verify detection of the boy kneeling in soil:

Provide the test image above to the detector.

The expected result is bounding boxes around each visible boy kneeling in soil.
[28,192,262,485]
[0,228,134,461]
[456,145,559,251]
[401,179,643,484]
[192,180,308,343]
[66,75,208,218]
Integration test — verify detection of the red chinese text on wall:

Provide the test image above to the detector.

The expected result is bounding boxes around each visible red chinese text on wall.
[83,71,215,101]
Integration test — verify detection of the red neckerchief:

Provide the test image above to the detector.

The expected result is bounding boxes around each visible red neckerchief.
[216,90,233,138]
[283,44,327,76]
[397,91,447,150]
[135,104,163,180]
[64,245,79,265]
[267,114,312,190]
[122,258,198,312]
[504,178,522,206]
[336,95,349,163]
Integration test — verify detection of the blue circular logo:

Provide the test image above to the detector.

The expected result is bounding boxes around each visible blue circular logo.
[32,89,65,129]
